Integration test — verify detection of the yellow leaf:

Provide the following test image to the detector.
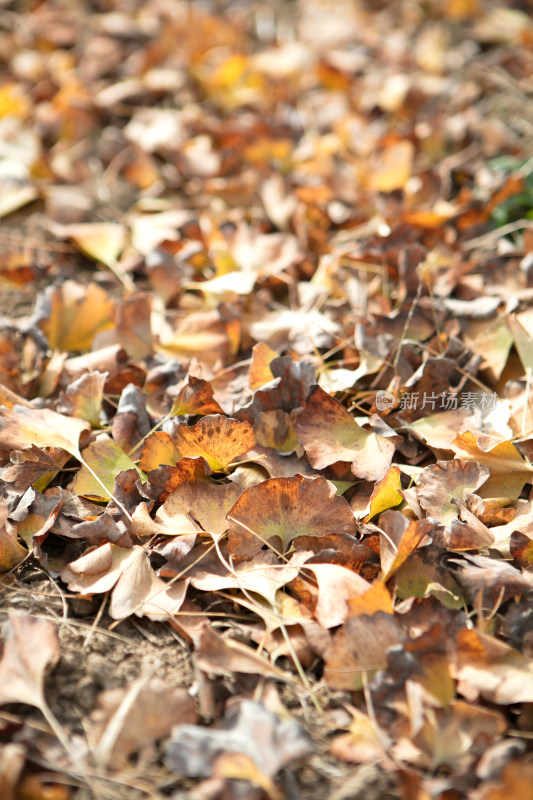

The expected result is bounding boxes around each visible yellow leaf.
[0,405,88,458]
[74,434,144,499]
[66,223,126,267]
[452,431,533,504]
[367,141,414,193]
[40,280,114,352]
[365,466,403,521]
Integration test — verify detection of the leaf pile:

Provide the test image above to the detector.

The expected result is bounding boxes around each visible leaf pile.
[1,0,533,798]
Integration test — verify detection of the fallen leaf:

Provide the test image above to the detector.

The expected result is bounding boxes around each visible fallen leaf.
[452,628,533,704]
[416,460,490,528]
[141,415,255,474]
[249,341,278,390]
[57,371,106,426]
[0,610,60,710]
[441,552,533,605]
[378,510,434,580]
[452,431,533,504]
[414,700,506,770]
[88,678,197,769]
[195,626,293,682]
[61,543,188,620]
[58,222,126,267]
[302,563,371,628]
[0,501,27,572]
[227,475,357,559]
[165,698,313,778]
[0,405,89,459]
[188,549,309,607]
[366,140,414,192]
[324,612,406,690]
[295,386,397,480]
[364,466,403,521]
[142,457,212,503]
[156,480,244,538]
[37,280,114,352]
[74,434,143,500]
[169,375,223,417]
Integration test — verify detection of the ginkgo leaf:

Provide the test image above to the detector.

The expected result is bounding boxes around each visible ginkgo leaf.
[252,409,298,451]
[452,431,533,504]
[366,140,414,192]
[405,408,481,451]
[416,460,490,528]
[227,475,357,559]
[194,626,292,683]
[295,386,396,480]
[61,543,187,620]
[249,342,278,390]
[73,434,143,500]
[139,432,181,473]
[324,612,406,690]
[62,223,126,267]
[38,281,115,353]
[169,375,223,417]
[364,466,403,521]
[453,628,533,705]
[393,547,464,609]
[143,457,212,503]
[184,270,257,297]
[0,405,89,459]
[346,581,394,618]
[156,310,233,367]
[188,549,309,607]
[302,564,371,628]
[156,481,244,538]
[14,489,62,548]
[378,510,434,580]
[141,417,254,474]
[0,501,27,572]
[57,371,106,426]
[88,679,197,770]
[0,610,60,710]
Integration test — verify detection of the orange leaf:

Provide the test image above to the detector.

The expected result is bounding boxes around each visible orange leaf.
[171,415,255,472]
[452,431,533,503]
[249,342,278,390]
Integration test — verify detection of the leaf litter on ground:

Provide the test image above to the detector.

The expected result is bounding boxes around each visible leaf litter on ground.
[1,1,533,799]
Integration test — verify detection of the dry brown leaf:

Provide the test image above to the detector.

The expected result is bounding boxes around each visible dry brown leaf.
[227,475,357,559]
[295,386,397,480]
[0,610,60,710]
[88,678,197,769]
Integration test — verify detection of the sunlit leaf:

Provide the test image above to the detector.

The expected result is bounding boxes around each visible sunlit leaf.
[364,466,403,521]
[0,502,27,572]
[171,415,255,472]
[169,375,223,417]
[452,431,533,504]
[295,386,396,480]
[38,281,115,353]
[0,405,89,459]
[74,434,143,500]
[61,223,126,267]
